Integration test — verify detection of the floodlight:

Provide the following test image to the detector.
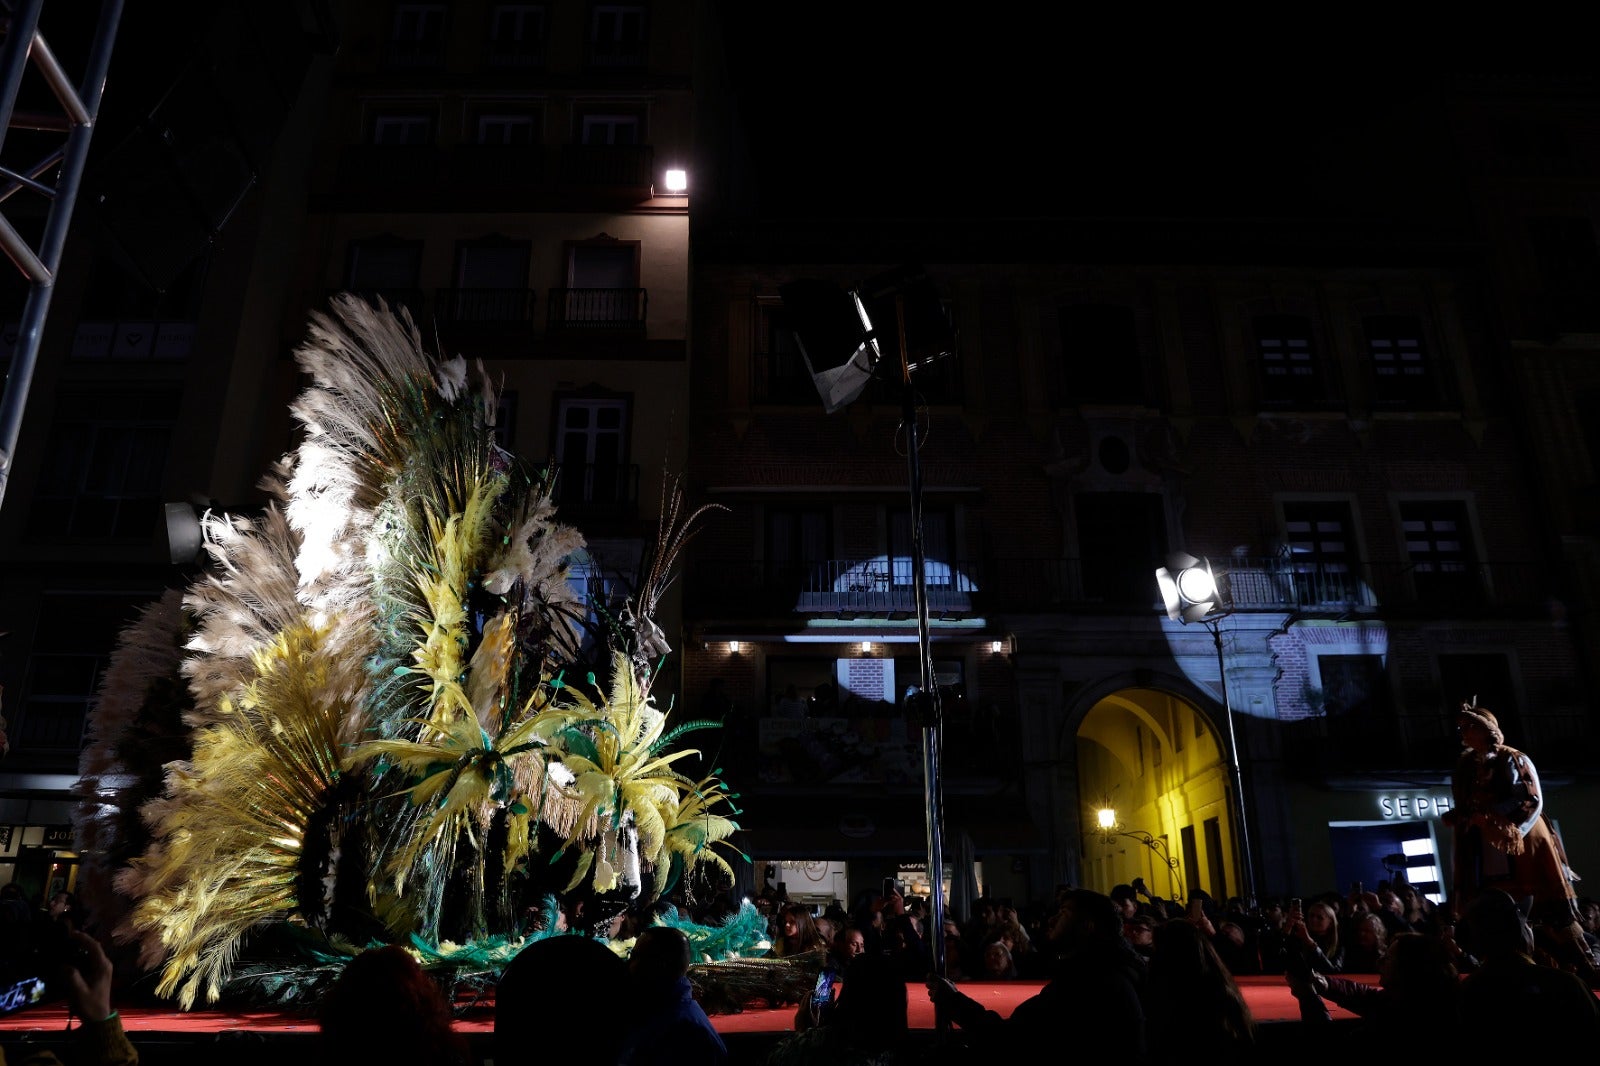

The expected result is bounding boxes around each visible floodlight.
[663,168,687,193]
[1155,552,1222,623]
[778,263,955,414]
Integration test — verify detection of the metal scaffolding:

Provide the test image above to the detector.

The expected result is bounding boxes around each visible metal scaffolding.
[0,0,124,512]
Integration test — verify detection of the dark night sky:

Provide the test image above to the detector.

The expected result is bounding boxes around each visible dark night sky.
[711,7,1444,221]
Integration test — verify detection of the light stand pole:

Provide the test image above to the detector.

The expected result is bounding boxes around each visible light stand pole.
[1156,553,1258,909]
[894,295,948,987]
[778,267,956,1019]
[1205,616,1257,910]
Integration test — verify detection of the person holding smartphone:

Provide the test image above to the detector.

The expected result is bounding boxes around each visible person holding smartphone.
[1,931,137,1066]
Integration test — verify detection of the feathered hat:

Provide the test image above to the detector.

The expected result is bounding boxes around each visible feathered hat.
[1457,697,1504,745]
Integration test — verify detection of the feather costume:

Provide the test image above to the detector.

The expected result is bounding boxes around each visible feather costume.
[86,296,747,1008]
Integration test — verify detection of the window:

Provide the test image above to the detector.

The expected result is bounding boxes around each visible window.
[389,4,446,68]
[1282,500,1359,605]
[1204,817,1227,900]
[766,507,831,592]
[345,237,423,316]
[555,396,627,507]
[1059,303,1143,405]
[754,301,812,404]
[1254,313,1320,407]
[580,114,639,146]
[1181,825,1200,897]
[1317,654,1392,719]
[477,113,536,145]
[557,240,643,328]
[13,593,159,754]
[488,4,545,67]
[1074,492,1165,603]
[1365,314,1443,408]
[889,506,956,588]
[372,115,432,146]
[1437,653,1518,741]
[1399,499,1481,603]
[447,240,531,321]
[28,389,178,541]
[588,4,647,67]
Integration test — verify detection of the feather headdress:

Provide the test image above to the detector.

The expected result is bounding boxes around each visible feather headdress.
[86,296,741,1008]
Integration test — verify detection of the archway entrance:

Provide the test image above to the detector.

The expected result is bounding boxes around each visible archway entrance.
[1075,687,1242,905]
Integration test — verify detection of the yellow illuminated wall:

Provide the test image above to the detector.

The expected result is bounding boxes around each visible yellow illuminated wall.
[1076,688,1236,903]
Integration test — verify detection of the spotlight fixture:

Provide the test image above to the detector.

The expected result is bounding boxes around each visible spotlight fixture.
[1155,552,1223,624]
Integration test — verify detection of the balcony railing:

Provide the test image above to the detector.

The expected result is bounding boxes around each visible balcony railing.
[338,145,442,187]
[554,460,639,515]
[435,288,536,324]
[1220,558,1552,612]
[558,143,654,187]
[547,288,647,331]
[686,556,1557,616]
[451,144,545,186]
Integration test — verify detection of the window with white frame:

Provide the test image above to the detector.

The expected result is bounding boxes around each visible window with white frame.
[389,4,446,67]
[580,114,639,146]
[488,4,545,66]
[555,396,627,506]
[588,4,646,66]
[372,114,432,146]
[477,113,536,145]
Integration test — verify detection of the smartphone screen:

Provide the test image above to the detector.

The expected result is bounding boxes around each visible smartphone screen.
[0,976,47,1016]
[811,969,835,1007]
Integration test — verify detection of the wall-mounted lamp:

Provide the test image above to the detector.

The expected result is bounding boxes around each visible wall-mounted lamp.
[859,640,874,653]
[990,639,1005,654]
[663,168,687,193]
[728,640,741,654]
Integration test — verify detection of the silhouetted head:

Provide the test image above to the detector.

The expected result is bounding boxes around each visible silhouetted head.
[496,935,628,1062]
[321,946,468,1066]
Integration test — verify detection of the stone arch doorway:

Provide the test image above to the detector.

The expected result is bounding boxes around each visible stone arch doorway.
[1075,686,1242,905]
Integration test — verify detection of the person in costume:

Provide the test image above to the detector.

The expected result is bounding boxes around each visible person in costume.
[1443,700,1597,980]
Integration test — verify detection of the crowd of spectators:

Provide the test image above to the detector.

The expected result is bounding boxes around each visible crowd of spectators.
[8,873,1600,1066]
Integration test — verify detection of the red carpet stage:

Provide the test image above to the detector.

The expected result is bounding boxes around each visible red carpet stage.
[0,974,1362,1037]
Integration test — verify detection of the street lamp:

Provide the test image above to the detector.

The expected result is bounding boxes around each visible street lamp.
[779,264,957,990]
[1154,551,1258,908]
[1095,806,1182,900]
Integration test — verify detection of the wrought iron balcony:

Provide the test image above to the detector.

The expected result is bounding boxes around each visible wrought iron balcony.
[686,556,1556,617]
[553,460,639,516]
[435,288,536,324]
[451,144,545,186]
[1219,558,1553,613]
[337,145,441,187]
[547,288,647,331]
[558,143,654,187]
